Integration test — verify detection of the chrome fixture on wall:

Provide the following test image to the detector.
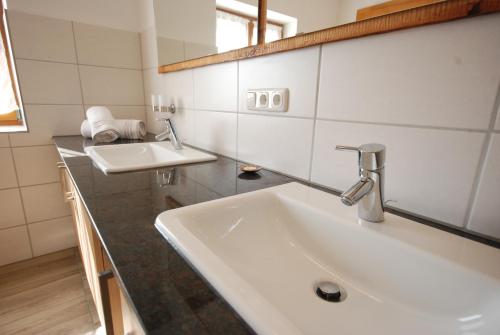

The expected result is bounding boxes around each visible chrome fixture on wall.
[336,143,386,222]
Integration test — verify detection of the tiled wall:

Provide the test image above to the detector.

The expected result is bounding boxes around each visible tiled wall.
[0,11,146,266]
[144,13,500,240]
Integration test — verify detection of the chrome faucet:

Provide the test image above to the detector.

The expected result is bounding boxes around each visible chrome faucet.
[335,143,386,222]
[155,117,183,150]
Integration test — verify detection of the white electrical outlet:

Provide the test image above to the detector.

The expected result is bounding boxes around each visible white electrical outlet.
[247,89,288,112]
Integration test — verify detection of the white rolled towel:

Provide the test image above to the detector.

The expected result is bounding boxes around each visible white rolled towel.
[81,119,146,140]
[86,106,119,143]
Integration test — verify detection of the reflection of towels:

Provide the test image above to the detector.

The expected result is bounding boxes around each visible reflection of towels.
[80,119,146,139]
[86,106,119,143]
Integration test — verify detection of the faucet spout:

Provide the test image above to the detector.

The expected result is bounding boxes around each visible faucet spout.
[335,143,386,222]
[341,177,373,206]
[155,118,183,150]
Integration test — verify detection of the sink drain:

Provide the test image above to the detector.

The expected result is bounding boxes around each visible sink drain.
[315,281,346,303]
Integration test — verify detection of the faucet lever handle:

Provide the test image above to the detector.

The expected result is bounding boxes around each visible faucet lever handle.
[335,145,360,152]
[335,143,385,171]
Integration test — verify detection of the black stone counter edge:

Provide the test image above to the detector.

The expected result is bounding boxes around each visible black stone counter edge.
[54,137,500,334]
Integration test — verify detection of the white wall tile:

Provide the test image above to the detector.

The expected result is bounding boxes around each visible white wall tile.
[238,114,314,179]
[0,226,32,266]
[194,62,237,111]
[318,14,500,129]
[164,69,194,109]
[184,42,217,60]
[157,36,184,66]
[0,148,18,190]
[16,60,82,104]
[21,183,70,223]
[140,27,158,70]
[311,121,484,226]
[28,216,76,256]
[194,111,237,158]
[83,105,146,122]
[0,135,9,147]
[142,68,164,105]
[12,145,60,186]
[239,47,320,118]
[10,105,84,147]
[79,66,144,105]
[468,135,500,239]
[0,189,25,229]
[8,11,76,63]
[172,108,195,145]
[74,22,141,69]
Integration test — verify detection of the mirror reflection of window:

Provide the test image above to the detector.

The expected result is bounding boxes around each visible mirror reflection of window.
[0,2,23,128]
[216,8,284,53]
[216,9,255,53]
[251,22,283,45]
[0,30,18,118]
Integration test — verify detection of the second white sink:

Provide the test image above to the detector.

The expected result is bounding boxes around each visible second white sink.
[85,141,216,173]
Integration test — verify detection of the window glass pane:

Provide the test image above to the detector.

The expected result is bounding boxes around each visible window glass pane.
[251,22,282,44]
[216,10,250,53]
[265,22,282,43]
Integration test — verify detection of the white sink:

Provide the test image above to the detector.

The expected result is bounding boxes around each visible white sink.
[85,141,216,173]
[155,182,500,335]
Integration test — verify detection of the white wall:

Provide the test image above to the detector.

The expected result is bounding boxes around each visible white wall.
[144,13,500,240]
[337,0,384,25]
[6,0,144,31]
[0,9,146,266]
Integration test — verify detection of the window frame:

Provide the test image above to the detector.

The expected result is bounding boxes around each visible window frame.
[0,0,26,130]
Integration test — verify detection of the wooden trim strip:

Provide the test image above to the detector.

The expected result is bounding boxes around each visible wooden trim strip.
[159,0,500,73]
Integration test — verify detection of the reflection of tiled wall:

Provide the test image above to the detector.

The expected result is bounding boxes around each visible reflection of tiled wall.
[145,13,500,240]
[0,11,146,266]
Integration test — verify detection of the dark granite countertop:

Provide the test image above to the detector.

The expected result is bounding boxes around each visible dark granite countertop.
[53,135,297,335]
[53,134,500,334]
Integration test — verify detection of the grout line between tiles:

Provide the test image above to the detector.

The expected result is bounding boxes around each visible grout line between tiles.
[71,21,87,119]
[27,215,73,226]
[18,180,62,189]
[177,109,492,134]
[307,45,323,182]
[7,136,34,258]
[16,57,142,71]
[462,81,500,229]
[0,215,72,232]
[315,117,491,133]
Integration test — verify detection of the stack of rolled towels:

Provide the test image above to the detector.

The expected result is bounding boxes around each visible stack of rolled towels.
[81,106,146,143]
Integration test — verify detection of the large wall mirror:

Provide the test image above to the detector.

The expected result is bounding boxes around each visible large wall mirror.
[154,0,499,73]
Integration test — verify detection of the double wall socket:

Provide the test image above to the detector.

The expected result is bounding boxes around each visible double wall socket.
[247,89,289,112]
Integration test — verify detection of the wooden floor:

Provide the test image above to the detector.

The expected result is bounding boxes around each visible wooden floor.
[0,248,102,335]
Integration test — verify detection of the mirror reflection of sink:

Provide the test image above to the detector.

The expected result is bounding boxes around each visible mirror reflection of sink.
[85,141,216,173]
[155,182,500,335]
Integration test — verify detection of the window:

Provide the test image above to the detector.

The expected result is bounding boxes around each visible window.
[1,0,25,129]
[216,8,283,53]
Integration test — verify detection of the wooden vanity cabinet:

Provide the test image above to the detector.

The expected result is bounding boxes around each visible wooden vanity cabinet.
[58,162,145,335]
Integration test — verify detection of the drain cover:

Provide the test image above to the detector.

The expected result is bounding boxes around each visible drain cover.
[315,281,343,302]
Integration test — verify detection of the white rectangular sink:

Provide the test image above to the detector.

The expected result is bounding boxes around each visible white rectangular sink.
[85,142,216,173]
[155,182,500,335]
